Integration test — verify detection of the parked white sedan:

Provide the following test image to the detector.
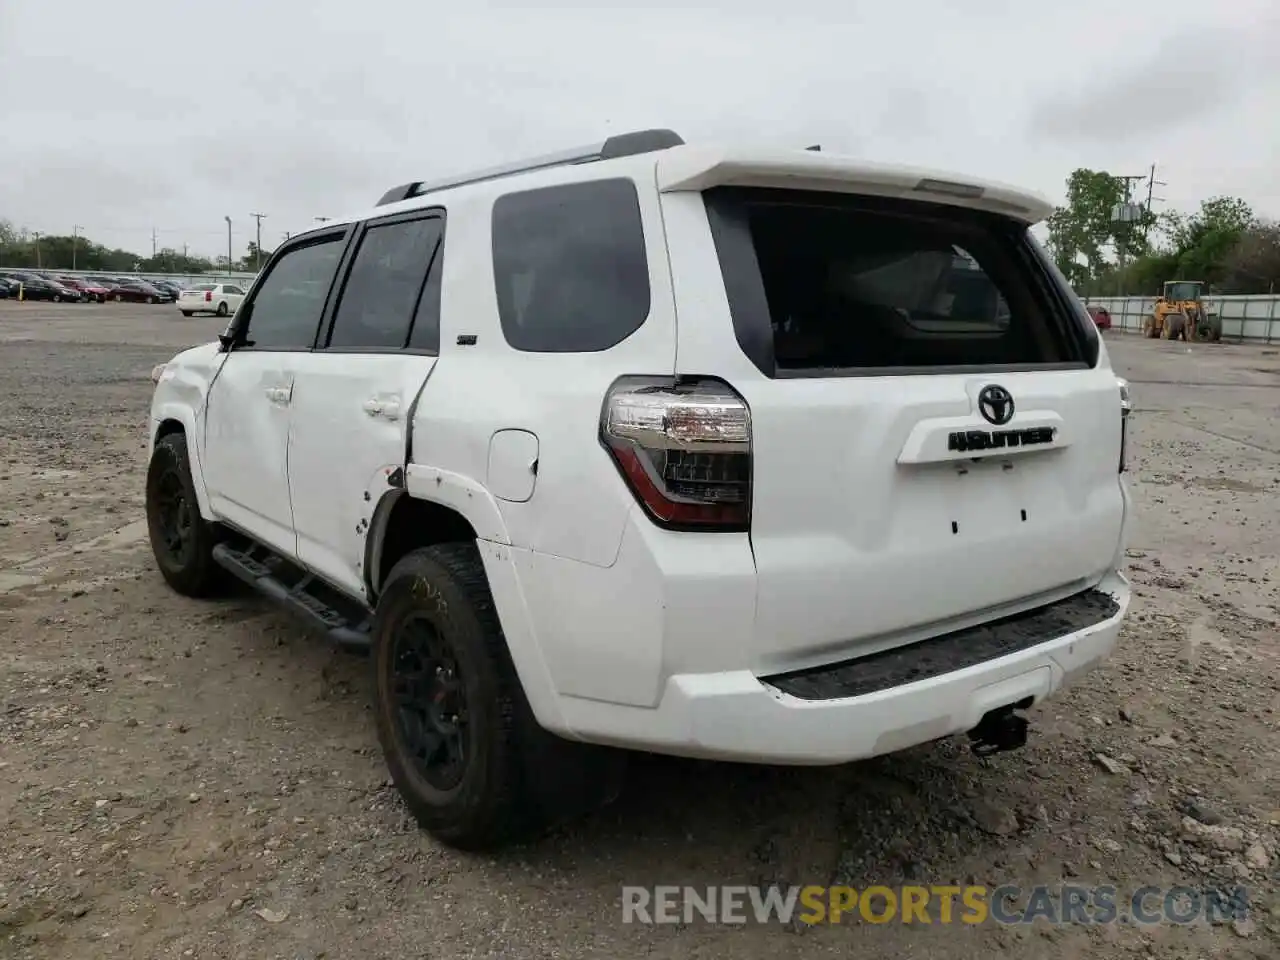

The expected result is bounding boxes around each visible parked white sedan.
[177,283,247,318]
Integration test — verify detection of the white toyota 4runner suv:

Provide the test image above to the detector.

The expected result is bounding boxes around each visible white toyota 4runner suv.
[145,129,1132,850]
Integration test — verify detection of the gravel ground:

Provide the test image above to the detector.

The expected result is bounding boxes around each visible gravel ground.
[1,303,1278,960]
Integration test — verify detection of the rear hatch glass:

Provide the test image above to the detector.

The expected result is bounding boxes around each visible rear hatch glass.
[704,188,1096,376]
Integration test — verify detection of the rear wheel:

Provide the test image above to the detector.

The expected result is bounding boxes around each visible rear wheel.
[113,294,122,302]
[1142,315,1158,338]
[216,301,229,317]
[147,295,156,304]
[372,543,625,851]
[145,433,224,597]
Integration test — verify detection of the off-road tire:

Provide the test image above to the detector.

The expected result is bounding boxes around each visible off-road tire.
[372,543,625,851]
[1164,313,1186,341]
[145,432,225,597]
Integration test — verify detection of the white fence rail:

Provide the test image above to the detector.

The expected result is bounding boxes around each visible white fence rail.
[1084,295,1280,343]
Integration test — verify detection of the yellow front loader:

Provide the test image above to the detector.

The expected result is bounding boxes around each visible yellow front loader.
[1142,280,1222,342]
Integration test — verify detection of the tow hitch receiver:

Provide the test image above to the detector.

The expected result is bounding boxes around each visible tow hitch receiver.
[967,706,1030,757]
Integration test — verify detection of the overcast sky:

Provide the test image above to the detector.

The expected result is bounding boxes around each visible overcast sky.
[2,0,1278,259]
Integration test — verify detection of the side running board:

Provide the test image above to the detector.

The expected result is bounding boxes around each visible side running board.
[212,542,372,652]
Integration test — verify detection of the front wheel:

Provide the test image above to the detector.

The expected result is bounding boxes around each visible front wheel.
[371,543,625,851]
[145,433,224,597]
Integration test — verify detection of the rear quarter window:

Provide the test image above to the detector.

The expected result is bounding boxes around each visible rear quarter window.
[491,177,651,352]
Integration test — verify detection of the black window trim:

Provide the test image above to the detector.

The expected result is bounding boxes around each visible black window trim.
[702,186,1097,379]
[225,224,356,353]
[318,206,447,357]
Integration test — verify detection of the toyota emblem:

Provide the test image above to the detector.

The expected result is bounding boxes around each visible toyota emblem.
[977,385,1015,426]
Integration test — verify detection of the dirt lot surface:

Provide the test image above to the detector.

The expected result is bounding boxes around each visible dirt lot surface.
[1,302,1278,959]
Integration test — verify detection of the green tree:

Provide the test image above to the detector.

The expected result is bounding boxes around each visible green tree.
[236,241,272,272]
[1220,221,1280,294]
[1045,169,1156,287]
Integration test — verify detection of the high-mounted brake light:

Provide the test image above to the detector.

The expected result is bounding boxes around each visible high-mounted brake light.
[601,378,751,531]
[914,178,985,199]
[1117,377,1132,473]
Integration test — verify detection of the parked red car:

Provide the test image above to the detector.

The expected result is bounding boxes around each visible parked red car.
[56,277,110,303]
[104,280,172,304]
[1086,305,1112,330]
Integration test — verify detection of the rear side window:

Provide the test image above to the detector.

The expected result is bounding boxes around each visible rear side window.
[704,188,1090,376]
[491,178,651,352]
[328,216,443,350]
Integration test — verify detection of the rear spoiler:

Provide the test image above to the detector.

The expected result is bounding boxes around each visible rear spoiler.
[654,147,1054,224]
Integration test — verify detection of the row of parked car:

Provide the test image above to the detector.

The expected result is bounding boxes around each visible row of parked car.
[0,269,184,304]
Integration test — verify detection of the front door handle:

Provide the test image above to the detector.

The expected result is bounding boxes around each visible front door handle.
[363,398,401,420]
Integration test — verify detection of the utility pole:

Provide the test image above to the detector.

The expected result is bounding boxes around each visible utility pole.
[33,232,41,268]
[224,216,233,273]
[1144,162,1167,212]
[282,231,291,242]
[183,243,189,259]
[151,227,158,259]
[249,212,267,269]
[1111,175,1147,296]
[72,225,81,270]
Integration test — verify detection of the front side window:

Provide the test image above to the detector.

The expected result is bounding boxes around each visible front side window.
[241,237,345,349]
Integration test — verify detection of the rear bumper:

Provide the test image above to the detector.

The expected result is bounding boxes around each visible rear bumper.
[555,571,1129,764]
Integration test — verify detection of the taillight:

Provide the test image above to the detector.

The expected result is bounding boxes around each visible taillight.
[1117,377,1131,473]
[205,290,212,302]
[601,377,751,531]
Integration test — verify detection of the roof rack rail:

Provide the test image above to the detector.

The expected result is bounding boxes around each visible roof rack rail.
[375,128,685,206]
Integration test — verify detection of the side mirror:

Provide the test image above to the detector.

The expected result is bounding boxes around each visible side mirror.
[218,302,252,351]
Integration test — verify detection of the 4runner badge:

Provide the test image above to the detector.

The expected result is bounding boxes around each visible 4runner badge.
[947,384,1055,453]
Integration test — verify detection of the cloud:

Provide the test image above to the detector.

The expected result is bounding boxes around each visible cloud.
[1026,25,1268,143]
